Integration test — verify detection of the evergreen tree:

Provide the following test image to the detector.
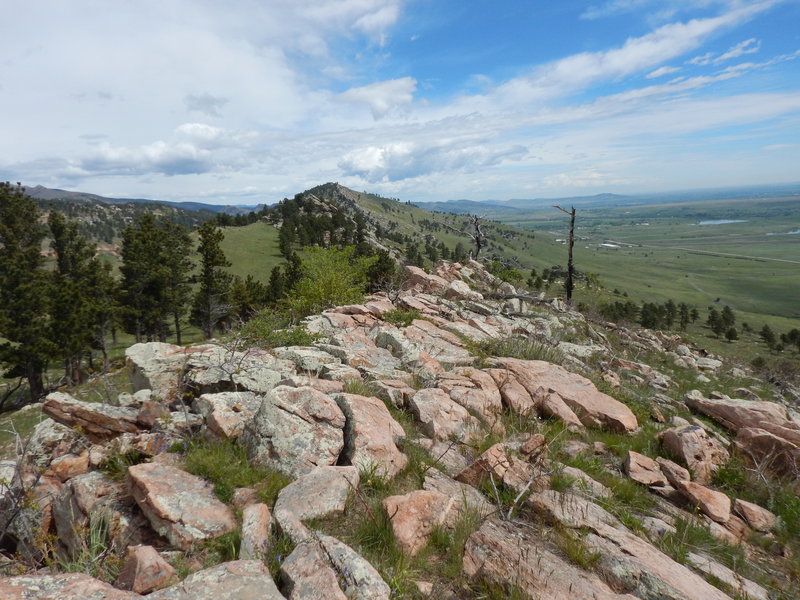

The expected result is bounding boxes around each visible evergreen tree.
[161,223,194,345]
[725,327,738,343]
[191,221,232,338]
[678,303,691,331]
[760,324,776,350]
[0,183,55,401]
[119,214,171,342]
[721,305,736,330]
[48,211,102,384]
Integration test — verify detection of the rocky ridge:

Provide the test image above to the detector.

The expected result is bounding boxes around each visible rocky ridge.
[1,259,798,599]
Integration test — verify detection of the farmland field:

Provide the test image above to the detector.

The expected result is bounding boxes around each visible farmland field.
[497,195,800,332]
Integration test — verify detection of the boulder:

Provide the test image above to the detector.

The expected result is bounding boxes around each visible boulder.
[624,451,668,487]
[52,470,149,559]
[413,438,473,476]
[422,470,494,519]
[335,393,407,478]
[382,490,454,555]
[273,466,359,544]
[660,425,729,484]
[43,392,140,442]
[125,342,187,398]
[183,346,286,395]
[403,265,449,294]
[243,385,346,478]
[734,427,800,477]
[128,462,237,550]
[463,518,637,600]
[684,394,789,431]
[116,544,175,594]
[23,418,82,468]
[484,368,537,416]
[281,535,391,600]
[733,499,777,532]
[408,388,480,442]
[456,443,549,496]
[193,391,262,440]
[491,358,638,432]
[672,480,731,523]
[239,503,272,560]
[147,560,284,600]
[277,346,340,373]
[0,573,140,600]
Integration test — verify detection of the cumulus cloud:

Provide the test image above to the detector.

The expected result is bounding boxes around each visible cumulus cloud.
[338,140,527,182]
[337,77,417,119]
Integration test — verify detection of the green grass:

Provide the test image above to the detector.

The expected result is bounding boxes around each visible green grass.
[216,221,283,283]
[181,439,290,505]
[464,335,564,365]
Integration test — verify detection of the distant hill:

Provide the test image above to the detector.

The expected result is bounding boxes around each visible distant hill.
[23,185,261,215]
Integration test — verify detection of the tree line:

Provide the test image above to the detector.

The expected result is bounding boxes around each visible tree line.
[0,184,239,407]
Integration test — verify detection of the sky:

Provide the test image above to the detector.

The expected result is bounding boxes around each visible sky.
[1,0,799,205]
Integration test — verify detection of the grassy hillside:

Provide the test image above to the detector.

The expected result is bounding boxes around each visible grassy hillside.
[217,221,283,283]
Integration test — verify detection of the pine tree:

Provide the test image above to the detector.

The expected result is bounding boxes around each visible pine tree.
[191,221,232,338]
[161,222,194,345]
[759,324,776,350]
[48,211,102,384]
[0,183,55,401]
[119,214,171,342]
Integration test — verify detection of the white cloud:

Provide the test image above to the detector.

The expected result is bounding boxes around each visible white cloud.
[646,65,681,78]
[339,140,527,182]
[337,77,417,119]
[689,37,761,65]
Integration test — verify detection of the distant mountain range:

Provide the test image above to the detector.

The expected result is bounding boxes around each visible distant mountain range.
[417,183,800,215]
[23,185,262,215]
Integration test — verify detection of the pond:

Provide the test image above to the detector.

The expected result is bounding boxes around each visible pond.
[697,219,748,225]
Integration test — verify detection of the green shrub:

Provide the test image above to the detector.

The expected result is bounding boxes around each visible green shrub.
[234,309,319,349]
[283,246,376,318]
[382,308,422,327]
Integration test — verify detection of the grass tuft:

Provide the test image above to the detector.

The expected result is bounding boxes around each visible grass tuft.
[181,439,290,505]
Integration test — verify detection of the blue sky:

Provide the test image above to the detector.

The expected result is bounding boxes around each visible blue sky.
[1,0,798,204]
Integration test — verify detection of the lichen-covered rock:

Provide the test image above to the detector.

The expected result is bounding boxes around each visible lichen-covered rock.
[242,385,346,478]
[116,544,175,594]
[23,418,83,468]
[491,358,638,432]
[148,560,284,600]
[274,466,359,544]
[382,490,454,555]
[408,388,480,442]
[125,342,186,398]
[239,503,272,560]
[335,393,407,478]
[661,425,729,484]
[193,391,262,439]
[0,573,140,600]
[43,392,140,442]
[463,518,637,600]
[281,535,390,600]
[128,462,236,550]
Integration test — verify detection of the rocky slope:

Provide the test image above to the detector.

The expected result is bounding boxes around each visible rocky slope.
[1,260,798,599]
